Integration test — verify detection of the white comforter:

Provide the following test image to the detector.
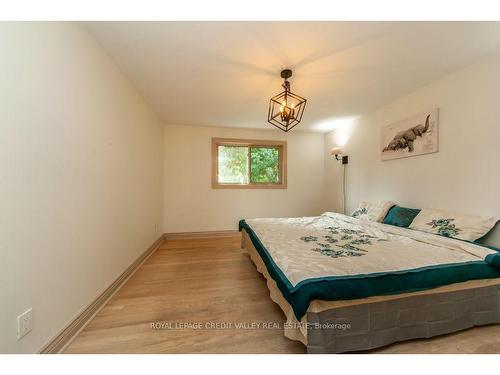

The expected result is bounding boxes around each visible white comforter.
[245,212,497,289]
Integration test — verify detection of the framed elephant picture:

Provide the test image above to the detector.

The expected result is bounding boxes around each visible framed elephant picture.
[381,108,439,161]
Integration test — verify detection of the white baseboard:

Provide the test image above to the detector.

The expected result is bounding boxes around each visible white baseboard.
[164,230,240,239]
[38,235,164,354]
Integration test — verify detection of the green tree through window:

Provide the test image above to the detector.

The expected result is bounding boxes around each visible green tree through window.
[218,146,249,184]
[250,147,279,183]
[214,139,285,187]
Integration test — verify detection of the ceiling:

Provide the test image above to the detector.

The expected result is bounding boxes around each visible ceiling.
[85,22,500,132]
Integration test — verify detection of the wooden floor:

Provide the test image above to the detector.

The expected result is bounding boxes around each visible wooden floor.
[65,234,500,354]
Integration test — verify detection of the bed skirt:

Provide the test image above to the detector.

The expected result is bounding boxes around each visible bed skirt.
[241,231,500,353]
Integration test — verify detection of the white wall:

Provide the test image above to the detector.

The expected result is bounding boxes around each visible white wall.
[325,53,500,217]
[0,23,164,353]
[164,125,325,232]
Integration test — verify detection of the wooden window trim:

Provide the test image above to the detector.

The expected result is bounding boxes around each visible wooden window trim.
[211,137,287,189]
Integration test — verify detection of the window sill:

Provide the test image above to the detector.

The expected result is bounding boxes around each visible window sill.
[211,183,287,189]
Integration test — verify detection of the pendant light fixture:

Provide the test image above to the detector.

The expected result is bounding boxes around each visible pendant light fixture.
[267,69,307,132]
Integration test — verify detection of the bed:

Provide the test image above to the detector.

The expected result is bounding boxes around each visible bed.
[239,212,500,353]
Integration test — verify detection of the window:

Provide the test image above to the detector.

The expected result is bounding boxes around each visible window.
[211,138,287,189]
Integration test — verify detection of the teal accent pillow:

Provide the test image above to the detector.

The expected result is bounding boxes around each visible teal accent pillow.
[383,205,421,228]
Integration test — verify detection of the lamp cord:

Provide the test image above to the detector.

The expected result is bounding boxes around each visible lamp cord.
[342,163,346,215]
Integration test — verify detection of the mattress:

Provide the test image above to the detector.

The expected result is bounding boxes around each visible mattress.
[242,230,500,351]
[239,212,500,321]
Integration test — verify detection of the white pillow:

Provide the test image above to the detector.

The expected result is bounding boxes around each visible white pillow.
[409,208,499,241]
[351,201,395,222]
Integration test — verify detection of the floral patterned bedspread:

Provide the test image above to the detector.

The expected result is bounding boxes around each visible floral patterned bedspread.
[244,212,498,288]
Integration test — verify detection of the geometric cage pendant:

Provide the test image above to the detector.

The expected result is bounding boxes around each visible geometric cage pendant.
[267,69,307,132]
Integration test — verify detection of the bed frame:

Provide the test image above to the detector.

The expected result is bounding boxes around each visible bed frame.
[241,231,500,353]
[306,283,500,353]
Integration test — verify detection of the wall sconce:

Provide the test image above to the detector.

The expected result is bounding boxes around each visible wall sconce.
[330,147,349,165]
[330,147,348,215]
